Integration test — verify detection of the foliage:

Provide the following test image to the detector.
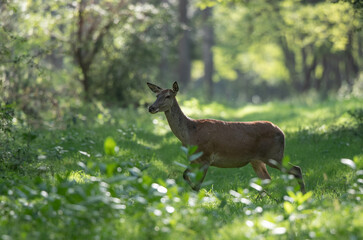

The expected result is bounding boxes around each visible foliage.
[348,108,363,124]
[1,0,361,111]
[0,97,362,239]
[209,0,361,100]
[0,103,14,134]
[0,0,178,108]
[0,0,362,238]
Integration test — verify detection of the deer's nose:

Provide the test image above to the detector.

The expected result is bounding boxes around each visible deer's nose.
[148,105,159,114]
[149,106,157,113]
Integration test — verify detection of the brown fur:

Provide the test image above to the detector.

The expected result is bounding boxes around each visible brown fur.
[147,82,306,193]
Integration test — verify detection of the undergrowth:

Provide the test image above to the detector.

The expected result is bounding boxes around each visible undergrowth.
[0,97,362,239]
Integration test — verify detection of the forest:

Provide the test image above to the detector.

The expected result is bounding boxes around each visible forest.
[0,0,362,239]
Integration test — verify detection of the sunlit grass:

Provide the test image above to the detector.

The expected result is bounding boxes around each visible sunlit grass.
[68,170,93,183]
[27,96,362,199]
[1,96,362,239]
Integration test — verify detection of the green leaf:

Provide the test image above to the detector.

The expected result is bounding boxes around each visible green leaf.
[106,163,117,177]
[301,191,313,203]
[142,175,153,186]
[22,132,37,141]
[188,145,199,155]
[282,156,290,168]
[99,163,106,174]
[104,137,117,156]
[201,180,213,187]
[52,198,62,211]
[189,151,203,162]
[128,167,141,176]
[219,199,227,208]
[181,145,199,157]
[341,158,356,169]
[181,146,189,155]
[174,161,188,168]
[77,162,88,171]
[283,201,294,214]
[250,182,263,191]
[287,191,296,200]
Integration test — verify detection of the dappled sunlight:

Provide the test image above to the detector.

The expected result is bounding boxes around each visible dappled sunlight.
[335,112,357,126]
[1,0,362,238]
[137,140,161,149]
[280,106,333,133]
[181,97,275,121]
[181,98,204,116]
[148,159,169,177]
[181,98,236,119]
[68,170,93,183]
[150,115,170,136]
[2,97,362,239]
[235,104,275,120]
[279,99,361,133]
[179,97,361,138]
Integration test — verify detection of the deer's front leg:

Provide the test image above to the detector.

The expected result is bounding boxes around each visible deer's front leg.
[183,163,210,192]
[183,168,193,188]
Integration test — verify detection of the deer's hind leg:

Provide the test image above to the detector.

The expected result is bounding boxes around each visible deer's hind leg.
[265,159,306,194]
[250,160,273,199]
[251,160,271,180]
[287,164,305,194]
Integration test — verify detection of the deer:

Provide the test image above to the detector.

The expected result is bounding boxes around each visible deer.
[147,81,306,194]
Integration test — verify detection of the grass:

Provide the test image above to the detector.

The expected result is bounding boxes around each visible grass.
[0,96,362,239]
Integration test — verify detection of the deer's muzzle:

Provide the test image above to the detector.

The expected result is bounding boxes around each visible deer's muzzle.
[148,106,159,114]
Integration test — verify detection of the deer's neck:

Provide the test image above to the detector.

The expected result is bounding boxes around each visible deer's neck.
[164,99,192,145]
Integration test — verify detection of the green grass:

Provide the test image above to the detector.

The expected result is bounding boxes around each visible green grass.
[0,97,362,239]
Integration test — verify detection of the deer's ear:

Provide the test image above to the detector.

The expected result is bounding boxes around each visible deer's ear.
[147,82,163,94]
[172,81,179,93]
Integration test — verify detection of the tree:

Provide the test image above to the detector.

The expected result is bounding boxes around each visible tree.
[201,7,215,99]
[210,0,361,98]
[178,0,191,86]
[71,0,126,100]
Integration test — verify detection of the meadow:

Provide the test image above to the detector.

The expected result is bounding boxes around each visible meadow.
[0,96,362,240]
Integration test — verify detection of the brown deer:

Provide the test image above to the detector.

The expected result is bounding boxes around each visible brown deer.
[147,82,306,193]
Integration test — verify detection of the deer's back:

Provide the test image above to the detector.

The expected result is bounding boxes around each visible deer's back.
[187,119,285,168]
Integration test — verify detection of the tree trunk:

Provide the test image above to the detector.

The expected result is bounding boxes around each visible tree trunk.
[301,47,317,91]
[76,0,90,101]
[278,36,299,91]
[344,31,359,86]
[178,0,191,86]
[159,30,170,83]
[72,0,115,101]
[332,56,342,90]
[202,7,214,100]
[159,0,171,83]
[322,54,341,92]
[358,33,362,60]
[81,66,90,101]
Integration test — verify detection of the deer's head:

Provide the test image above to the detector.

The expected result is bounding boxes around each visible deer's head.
[147,82,179,114]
